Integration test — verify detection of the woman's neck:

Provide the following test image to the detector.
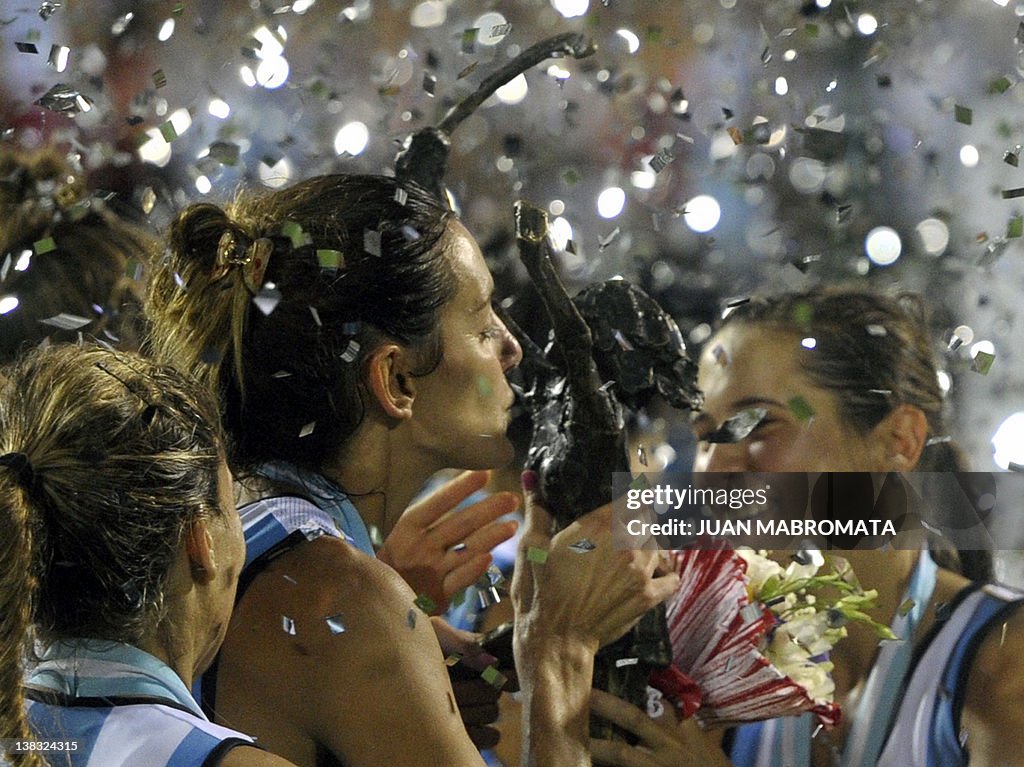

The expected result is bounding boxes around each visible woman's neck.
[323,421,440,538]
[829,548,919,697]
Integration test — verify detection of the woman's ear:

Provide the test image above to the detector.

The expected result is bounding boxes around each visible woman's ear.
[185,519,216,585]
[365,343,416,420]
[874,404,928,471]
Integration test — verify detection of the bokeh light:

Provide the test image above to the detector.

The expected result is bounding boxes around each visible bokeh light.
[865,226,902,266]
[552,0,589,18]
[993,413,1024,469]
[683,195,721,233]
[334,121,370,156]
[597,186,626,219]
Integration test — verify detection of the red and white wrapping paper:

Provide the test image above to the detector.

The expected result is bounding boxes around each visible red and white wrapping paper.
[660,544,841,728]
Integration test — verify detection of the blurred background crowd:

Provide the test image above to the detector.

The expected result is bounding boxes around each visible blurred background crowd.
[2,0,1024,557]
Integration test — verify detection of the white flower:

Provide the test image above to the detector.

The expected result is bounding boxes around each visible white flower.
[735,547,784,591]
[764,631,835,703]
[783,559,820,582]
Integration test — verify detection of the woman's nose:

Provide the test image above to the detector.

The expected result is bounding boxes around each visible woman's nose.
[694,441,750,473]
[500,322,523,372]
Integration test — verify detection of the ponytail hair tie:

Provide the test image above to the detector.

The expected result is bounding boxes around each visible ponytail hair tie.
[0,451,38,492]
[212,229,273,294]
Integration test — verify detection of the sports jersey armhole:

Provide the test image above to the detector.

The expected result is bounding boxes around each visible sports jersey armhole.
[948,591,1024,738]
[202,738,264,767]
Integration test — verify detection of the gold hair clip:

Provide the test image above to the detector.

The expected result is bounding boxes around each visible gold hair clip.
[212,230,273,294]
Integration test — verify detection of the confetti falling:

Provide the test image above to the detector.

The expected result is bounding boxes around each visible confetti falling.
[480,665,507,689]
[34,83,92,114]
[282,615,297,635]
[971,350,995,375]
[39,313,91,330]
[413,593,437,614]
[340,339,361,363]
[788,396,815,421]
[526,546,549,564]
[568,538,597,553]
[703,407,768,444]
[252,285,282,316]
[0,0,1021,547]
[363,229,382,256]
[38,1,61,21]
[324,614,346,634]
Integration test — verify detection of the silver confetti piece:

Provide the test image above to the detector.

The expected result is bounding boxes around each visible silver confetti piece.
[299,421,316,438]
[649,148,674,173]
[111,11,134,35]
[38,1,62,21]
[477,585,501,610]
[568,538,597,553]
[636,444,648,467]
[598,226,621,251]
[615,657,639,668]
[252,284,282,316]
[39,313,92,330]
[704,407,769,444]
[282,615,297,635]
[35,83,93,115]
[740,603,762,623]
[324,614,346,634]
[341,339,361,362]
[363,229,382,256]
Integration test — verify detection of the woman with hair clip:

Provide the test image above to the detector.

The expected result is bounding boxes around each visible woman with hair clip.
[0,147,153,364]
[145,173,678,767]
[0,345,299,767]
[590,287,1024,767]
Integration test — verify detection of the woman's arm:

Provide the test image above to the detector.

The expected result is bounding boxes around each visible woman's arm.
[513,472,680,767]
[962,606,1024,767]
[216,536,488,767]
[220,746,303,767]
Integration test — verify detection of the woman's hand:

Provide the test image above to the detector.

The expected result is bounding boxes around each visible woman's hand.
[378,470,519,612]
[589,689,733,767]
[512,471,679,654]
[510,473,680,767]
[430,617,511,750]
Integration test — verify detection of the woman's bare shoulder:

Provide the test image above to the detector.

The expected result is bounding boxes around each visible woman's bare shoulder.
[962,589,1024,766]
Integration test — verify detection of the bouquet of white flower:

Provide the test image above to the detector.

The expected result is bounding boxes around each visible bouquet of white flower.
[658,544,894,728]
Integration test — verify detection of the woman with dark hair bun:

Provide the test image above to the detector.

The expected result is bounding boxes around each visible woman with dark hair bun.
[0,345,299,767]
[591,286,1024,767]
[146,173,678,767]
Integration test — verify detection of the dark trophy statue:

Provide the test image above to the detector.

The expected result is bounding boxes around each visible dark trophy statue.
[393,33,702,740]
[513,201,702,738]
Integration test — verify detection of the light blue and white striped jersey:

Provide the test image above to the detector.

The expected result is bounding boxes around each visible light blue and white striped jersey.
[244,461,374,559]
[24,640,254,767]
[877,582,1024,767]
